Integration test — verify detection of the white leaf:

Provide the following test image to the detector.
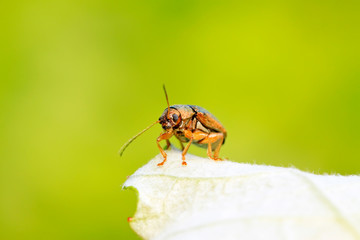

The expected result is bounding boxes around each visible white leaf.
[123,149,360,240]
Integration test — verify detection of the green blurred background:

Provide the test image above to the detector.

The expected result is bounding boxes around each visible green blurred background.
[1,0,359,239]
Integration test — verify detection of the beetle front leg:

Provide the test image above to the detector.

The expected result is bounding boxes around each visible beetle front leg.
[156,131,173,166]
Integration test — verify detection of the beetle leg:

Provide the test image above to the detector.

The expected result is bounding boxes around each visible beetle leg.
[197,132,225,161]
[181,138,193,165]
[207,142,212,158]
[164,139,171,150]
[212,136,224,160]
[156,131,173,166]
[183,129,209,164]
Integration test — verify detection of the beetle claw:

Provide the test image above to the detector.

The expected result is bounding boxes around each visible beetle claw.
[182,161,187,166]
[210,157,223,161]
[157,158,167,166]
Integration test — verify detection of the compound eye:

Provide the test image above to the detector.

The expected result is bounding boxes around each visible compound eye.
[172,113,179,123]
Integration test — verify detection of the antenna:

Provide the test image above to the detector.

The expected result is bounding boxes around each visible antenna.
[163,84,170,119]
[118,120,160,156]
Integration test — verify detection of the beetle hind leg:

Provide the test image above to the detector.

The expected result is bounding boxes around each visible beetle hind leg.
[212,136,224,161]
[198,132,224,161]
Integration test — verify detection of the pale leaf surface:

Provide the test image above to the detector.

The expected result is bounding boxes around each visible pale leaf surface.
[123,149,360,240]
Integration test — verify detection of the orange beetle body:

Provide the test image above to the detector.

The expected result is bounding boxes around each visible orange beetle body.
[157,104,226,166]
[119,86,227,166]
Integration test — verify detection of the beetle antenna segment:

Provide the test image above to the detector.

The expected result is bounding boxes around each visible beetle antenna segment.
[163,84,170,119]
[118,120,160,157]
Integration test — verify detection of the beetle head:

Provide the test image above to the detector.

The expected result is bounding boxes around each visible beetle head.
[159,85,181,130]
[159,108,181,130]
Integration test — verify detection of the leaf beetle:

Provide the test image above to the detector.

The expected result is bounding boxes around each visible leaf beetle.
[119,85,227,166]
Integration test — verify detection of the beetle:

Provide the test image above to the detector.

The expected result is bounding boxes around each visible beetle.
[119,85,227,166]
